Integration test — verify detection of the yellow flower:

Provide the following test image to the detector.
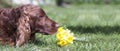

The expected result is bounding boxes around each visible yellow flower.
[57,27,64,32]
[67,35,73,44]
[57,40,67,47]
[56,27,74,47]
[56,33,64,39]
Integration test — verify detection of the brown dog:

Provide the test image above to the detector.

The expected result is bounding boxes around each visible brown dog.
[0,4,59,46]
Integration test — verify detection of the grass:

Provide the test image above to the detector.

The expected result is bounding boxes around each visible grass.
[1,4,120,51]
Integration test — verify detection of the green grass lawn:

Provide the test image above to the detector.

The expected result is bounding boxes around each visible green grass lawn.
[1,4,120,51]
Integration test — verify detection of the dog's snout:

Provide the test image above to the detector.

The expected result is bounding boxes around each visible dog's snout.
[55,24,59,28]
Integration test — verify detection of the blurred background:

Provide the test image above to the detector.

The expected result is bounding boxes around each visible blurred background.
[1,0,120,7]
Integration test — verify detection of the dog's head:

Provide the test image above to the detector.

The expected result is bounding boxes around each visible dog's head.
[19,4,59,35]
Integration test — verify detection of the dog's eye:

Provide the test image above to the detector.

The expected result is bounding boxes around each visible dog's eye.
[35,15,43,18]
[39,16,43,17]
[39,15,45,18]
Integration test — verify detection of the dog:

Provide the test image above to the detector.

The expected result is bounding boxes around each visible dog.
[0,4,59,46]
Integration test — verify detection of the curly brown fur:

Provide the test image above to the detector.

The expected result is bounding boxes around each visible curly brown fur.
[0,4,59,46]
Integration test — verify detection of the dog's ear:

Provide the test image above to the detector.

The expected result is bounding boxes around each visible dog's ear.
[16,8,31,46]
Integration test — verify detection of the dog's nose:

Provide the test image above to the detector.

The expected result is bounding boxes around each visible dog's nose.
[55,24,59,28]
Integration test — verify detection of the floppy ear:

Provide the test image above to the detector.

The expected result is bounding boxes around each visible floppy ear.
[16,10,31,46]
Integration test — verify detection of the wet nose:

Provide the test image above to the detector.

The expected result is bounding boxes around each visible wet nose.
[55,24,59,28]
